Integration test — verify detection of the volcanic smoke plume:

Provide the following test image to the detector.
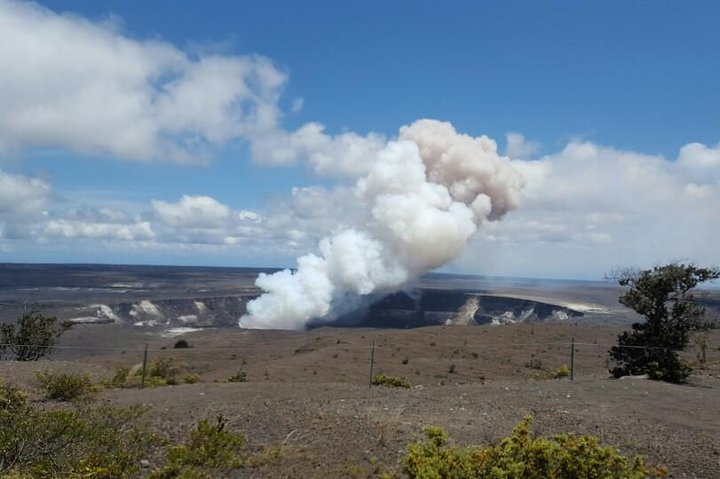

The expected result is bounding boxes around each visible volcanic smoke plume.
[239,119,525,330]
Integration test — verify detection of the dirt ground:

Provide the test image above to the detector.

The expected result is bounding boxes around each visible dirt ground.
[2,322,720,478]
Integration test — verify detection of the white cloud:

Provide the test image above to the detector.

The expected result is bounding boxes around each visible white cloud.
[0,169,51,218]
[505,132,540,159]
[250,122,387,176]
[152,195,233,229]
[150,195,288,247]
[0,0,286,163]
[457,140,720,279]
[0,169,51,238]
[43,219,154,241]
[678,143,720,169]
[0,0,394,178]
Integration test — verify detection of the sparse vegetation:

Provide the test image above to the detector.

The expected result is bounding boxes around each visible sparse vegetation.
[0,379,27,411]
[0,311,70,361]
[525,357,544,370]
[1,379,157,478]
[372,374,411,389]
[105,356,183,388]
[553,364,571,379]
[227,368,247,383]
[608,263,720,382]
[402,416,666,479]
[1,380,253,478]
[36,371,97,401]
[149,416,246,478]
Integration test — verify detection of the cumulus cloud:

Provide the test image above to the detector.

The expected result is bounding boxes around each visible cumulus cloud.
[43,219,154,241]
[505,132,540,160]
[0,173,320,254]
[677,143,720,186]
[152,195,234,229]
[39,205,154,241]
[460,140,720,279]
[250,122,387,176]
[0,0,286,163]
[149,195,279,247]
[0,0,401,180]
[0,169,51,238]
[0,169,51,218]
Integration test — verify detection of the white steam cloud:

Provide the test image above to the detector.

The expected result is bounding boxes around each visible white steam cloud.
[239,119,525,330]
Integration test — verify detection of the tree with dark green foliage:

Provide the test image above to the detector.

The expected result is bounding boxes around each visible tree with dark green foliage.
[608,263,720,383]
[0,311,71,361]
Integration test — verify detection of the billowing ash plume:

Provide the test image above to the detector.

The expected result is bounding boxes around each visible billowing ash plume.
[239,119,525,330]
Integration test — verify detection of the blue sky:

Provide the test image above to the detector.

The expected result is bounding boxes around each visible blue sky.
[1,0,719,279]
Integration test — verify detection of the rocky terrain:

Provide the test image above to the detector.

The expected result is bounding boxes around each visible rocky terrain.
[0,263,626,330]
[1,263,719,477]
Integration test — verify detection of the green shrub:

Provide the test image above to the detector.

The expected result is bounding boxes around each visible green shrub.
[554,364,571,379]
[372,374,411,389]
[402,416,666,479]
[183,373,201,384]
[227,369,247,383]
[36,371,97,401]
[0,379,28,410]
[106,357,182,388]
[148,356,180,381]
[0,311,70,361]
[149,416,246,478]
[0,396,157,478]
[173,339,190,349]
[106,367,131,388]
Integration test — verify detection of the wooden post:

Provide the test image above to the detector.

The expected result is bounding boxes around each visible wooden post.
[369,340,376,389]
[141,343,149,389]
[570,337,575,381]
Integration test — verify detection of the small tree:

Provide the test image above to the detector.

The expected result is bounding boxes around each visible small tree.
[0,311,70,361]
[608,263,720,383]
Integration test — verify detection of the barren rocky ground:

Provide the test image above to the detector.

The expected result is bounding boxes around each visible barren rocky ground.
[2,265,719,477]
[2,322,720,478]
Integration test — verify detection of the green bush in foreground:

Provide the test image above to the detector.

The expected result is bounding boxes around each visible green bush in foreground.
[1,380,250,478]
[149,416,246,478]
[402,416,667,479]
[36,371,97,401]
[1,379,157,478]
[372,374,411,389]
[0,379,27,411]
